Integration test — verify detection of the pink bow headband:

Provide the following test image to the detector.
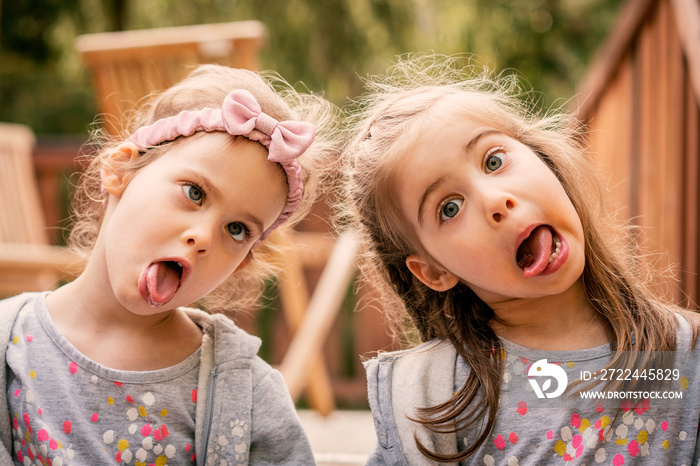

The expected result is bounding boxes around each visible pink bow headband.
[127,89,315,239]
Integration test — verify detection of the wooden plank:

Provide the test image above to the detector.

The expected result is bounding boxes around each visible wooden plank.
[0,123,45,245]
[75,21,266,56]
[277,231,336,415]
[655,0,673,280]
[637,8,657,241]
[575,0,658,120]
[683,76,699,305]
[665,3,687,303]
[0,243,83,272]
[670,0,700,107]
[588,55,635,219]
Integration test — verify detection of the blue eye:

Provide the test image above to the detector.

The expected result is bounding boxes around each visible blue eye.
[227,222,249,242]
[183,184,204,205]
[485,153,504,172]
[440,199,463,221]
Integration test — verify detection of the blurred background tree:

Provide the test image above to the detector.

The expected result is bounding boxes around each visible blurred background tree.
[1,0,624,135]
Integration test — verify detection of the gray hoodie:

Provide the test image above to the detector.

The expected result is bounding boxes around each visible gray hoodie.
[0,292,314,465]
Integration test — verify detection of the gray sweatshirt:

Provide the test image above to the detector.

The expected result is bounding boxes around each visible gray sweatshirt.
[365,315,700,465]
[0,292,314,465]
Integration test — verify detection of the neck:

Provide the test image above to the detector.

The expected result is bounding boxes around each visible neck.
[488,280,609,351]
[45,238,203,371]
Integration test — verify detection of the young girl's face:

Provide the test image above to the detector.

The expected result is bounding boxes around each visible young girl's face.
[398,98,586,306]
[101,132,287,313]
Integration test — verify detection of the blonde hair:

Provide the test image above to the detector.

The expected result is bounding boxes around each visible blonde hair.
[70,64,339,312]
[340,54,699,461]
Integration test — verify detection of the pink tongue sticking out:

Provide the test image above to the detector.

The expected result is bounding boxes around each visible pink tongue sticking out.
[516,225,553,277]
[143,262,180,306]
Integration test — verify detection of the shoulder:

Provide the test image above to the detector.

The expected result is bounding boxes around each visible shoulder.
[183,307,262,360]
[364,338,457,379]
[0,292,42,338]
[0,291,41,314]
[364,339,460,463]
[182,307,278,385]
[365,338,458,404]
[673,310,700,351]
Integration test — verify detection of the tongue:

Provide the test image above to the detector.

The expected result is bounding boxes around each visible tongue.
[143,262,180,306]
[517,226,552,277]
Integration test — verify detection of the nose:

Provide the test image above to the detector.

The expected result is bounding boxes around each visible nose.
[485,190,516,224]
[184,224,214,255]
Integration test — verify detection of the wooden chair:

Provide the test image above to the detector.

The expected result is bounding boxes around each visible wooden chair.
[75,20,267,135]
[0,123,81,297]
[76,22,356,415]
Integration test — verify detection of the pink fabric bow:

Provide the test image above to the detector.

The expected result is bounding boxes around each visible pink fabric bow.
[127,89,315,240]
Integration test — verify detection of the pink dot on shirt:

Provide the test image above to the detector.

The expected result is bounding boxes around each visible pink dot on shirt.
[494,434,505,450]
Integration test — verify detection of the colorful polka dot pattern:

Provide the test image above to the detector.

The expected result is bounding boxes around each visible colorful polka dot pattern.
[458,352,696,464]
[7,330,199,465]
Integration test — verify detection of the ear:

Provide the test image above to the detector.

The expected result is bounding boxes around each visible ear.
[406,254,459,292]
[100,142,141,196]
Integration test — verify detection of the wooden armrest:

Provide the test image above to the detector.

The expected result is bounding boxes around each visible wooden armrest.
[279,231,358,400]
[0,243,84,276]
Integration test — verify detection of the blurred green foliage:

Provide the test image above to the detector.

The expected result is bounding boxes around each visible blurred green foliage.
[1,0,624,135]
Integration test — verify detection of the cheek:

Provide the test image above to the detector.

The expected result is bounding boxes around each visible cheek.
[431,239,492,279]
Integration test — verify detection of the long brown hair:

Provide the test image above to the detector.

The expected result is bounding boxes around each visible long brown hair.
[340,54,698,461]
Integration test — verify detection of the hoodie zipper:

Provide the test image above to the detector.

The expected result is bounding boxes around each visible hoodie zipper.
[199,365,219,466]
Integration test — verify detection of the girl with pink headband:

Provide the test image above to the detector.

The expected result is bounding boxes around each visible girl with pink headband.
[0,64,338,464]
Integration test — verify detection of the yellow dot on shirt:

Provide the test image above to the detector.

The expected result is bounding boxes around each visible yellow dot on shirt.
[107,396,114,406]
[155,456,168,466]
[663,440,670,449]
[680,376,689,391]
[637,430,648,445]
[29,371,36,379]
[138,406,147,417]
[554,440,566,456]
[160,409,168,417]
[12,337,19,344]
[117,439,129,451]
[579,418,590,432]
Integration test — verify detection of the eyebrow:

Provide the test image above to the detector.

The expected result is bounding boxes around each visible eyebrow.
[416,129,502,226]
[184,169,266,235]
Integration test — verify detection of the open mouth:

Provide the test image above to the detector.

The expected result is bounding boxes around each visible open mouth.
[516,225,561,277]
[139,260,185,307]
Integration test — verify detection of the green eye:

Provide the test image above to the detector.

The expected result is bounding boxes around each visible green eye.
[183,185,204,204]
[486,153,503,172]
[227,222,248,242]
[441,199,463,220]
